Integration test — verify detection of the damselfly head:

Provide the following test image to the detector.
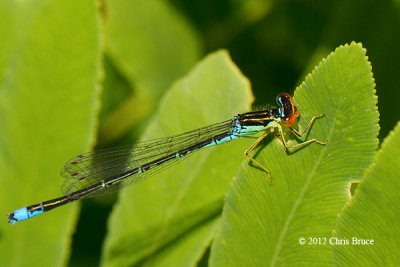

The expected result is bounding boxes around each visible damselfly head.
[276,93,300,127]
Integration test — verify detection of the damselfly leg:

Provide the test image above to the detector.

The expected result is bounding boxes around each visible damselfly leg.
[245,113,326,184]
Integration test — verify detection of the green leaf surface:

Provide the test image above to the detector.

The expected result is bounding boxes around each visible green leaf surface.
[0,0,101,266]
[334,121,400,265]
[210,42,379,266]
[101,0,201,142]
[104,0,200,99]
[101,51,254,267]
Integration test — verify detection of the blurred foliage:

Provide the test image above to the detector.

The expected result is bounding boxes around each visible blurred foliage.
[102,50,253,267]
[0,0,399,266]
[0,0,101,266]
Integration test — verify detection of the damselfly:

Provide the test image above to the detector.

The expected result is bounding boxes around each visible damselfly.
[7,93,325,223]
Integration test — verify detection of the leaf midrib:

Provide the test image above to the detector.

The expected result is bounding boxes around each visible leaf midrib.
[270,98,339,266]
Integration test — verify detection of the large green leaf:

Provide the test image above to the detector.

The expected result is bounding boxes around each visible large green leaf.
[101,0,201,142]
[210,42,379,266]
[101,51,254,267]
[0,1,101,266]
[334,121,400,265]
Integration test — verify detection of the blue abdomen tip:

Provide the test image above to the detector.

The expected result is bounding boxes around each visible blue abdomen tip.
[9,207,29,223]
[8,206,44,223]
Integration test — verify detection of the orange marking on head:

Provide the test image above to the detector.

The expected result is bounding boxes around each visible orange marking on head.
[282,113,296,126]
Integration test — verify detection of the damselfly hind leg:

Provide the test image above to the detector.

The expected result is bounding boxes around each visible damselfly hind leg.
[280,113,326,151]
[244,132,273,185]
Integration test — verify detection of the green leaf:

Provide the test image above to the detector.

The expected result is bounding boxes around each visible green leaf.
[334,121,400,265]
[101,51,254,267]
[101,0,201,142]
[104,0,200,100]
[210,42,379,266]
[0,1,101,266]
